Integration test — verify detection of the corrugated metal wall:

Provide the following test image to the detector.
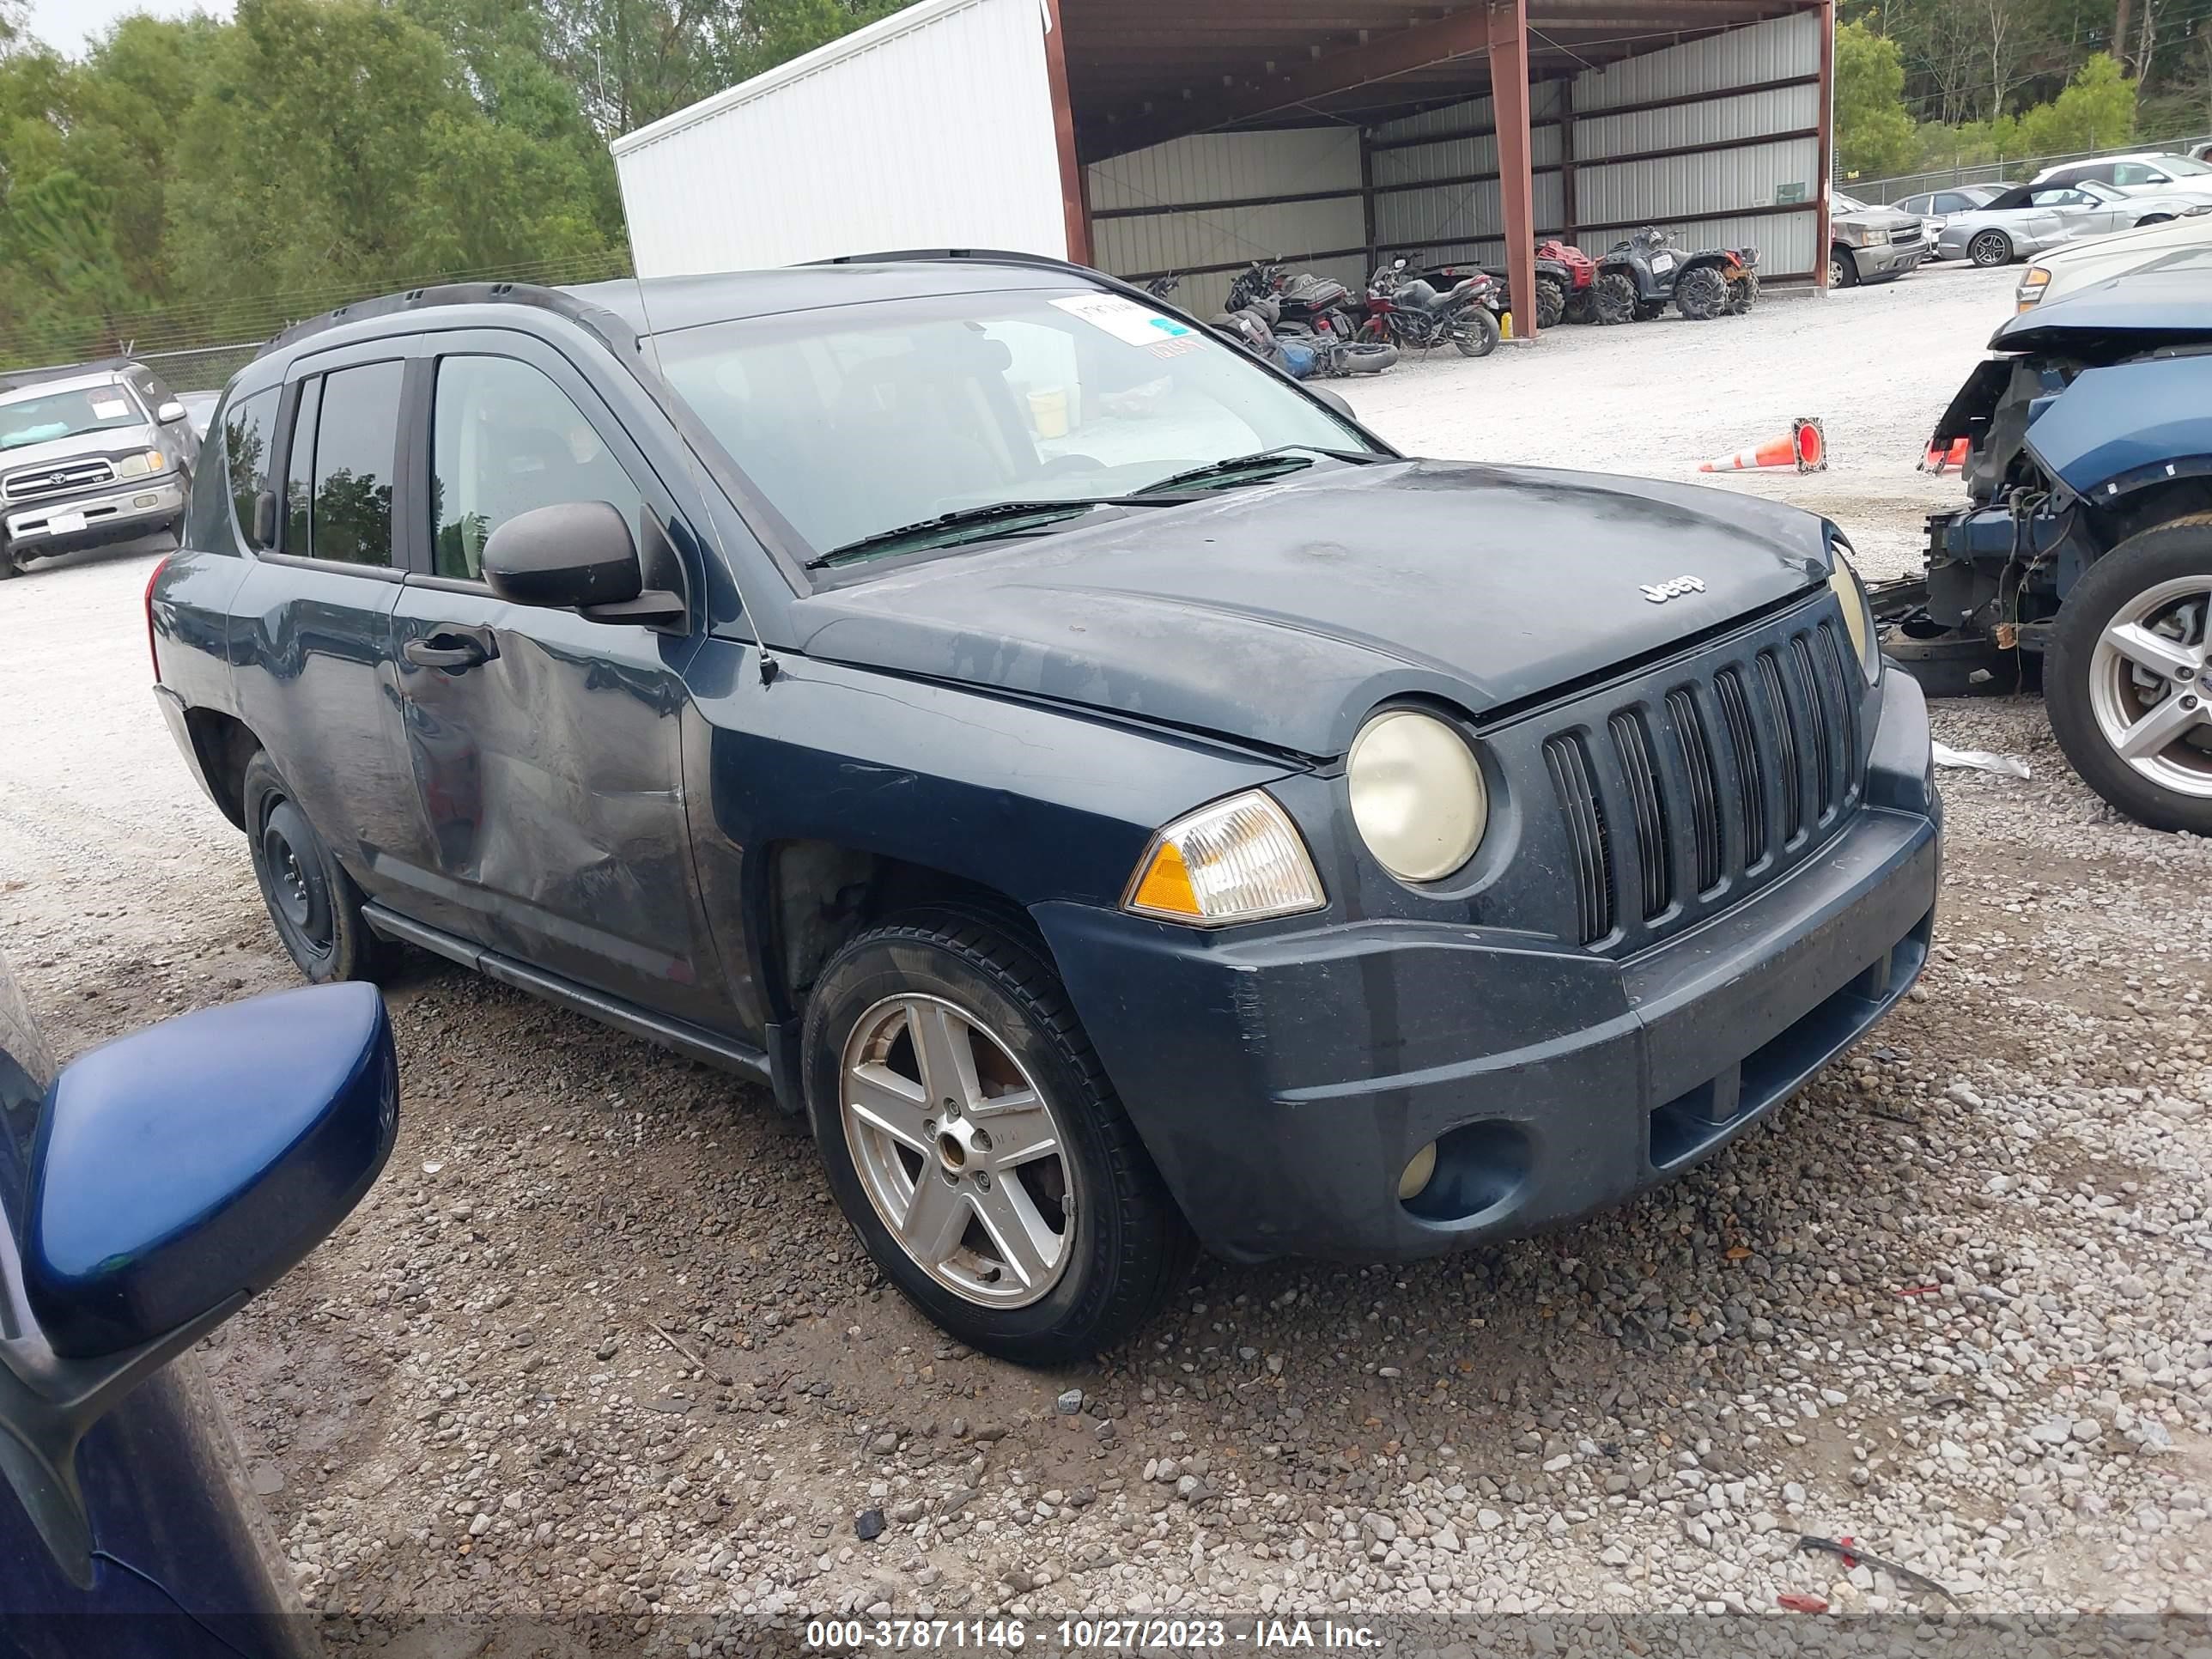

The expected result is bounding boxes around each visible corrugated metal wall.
[1365,12,1823,281]
[1086,130,1367,319]
[611,0,1066,277]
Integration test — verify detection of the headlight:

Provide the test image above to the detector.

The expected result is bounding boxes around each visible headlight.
[1347,710,1487,884]
[1123,790,1324,926]
[112,450,165,477]
[2016,266,2051,310]
[1827,543,1881,684]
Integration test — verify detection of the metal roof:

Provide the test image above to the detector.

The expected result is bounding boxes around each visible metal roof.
[1065,0,1821,159]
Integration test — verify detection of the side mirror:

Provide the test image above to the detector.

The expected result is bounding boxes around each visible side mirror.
[1310,386,1358,422]
[155,398,187,424]
[3,983,396,1583]
[481,501,685,626]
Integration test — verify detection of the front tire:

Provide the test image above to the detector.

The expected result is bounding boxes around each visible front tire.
[804,908,1192,1364]
[1532,276,1565,330]
[1450,307,1500,357]
[1674,265,1728,320]
[242,750,381,981]
[1590,270,1638,324]
[2045,514,2212,834]
[1967,229,2014,268]
[1829,246,1862,288]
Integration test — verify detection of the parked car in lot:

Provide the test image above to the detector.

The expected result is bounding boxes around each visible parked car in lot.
[1888,258,2212,832]
[1933,178,2208,266]
[2030,149,2212,194]
[0,361,200,578]
[1829,191,1930,285]
[150,255,1939,1362]
[0,952,398,1656]
[2014,209,2212,309]
[1890,183,2005,240]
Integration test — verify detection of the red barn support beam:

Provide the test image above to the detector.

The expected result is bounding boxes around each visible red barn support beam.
[1491,0,1538,340]
[1042,0,1094,263]
[1815,0,1834,290]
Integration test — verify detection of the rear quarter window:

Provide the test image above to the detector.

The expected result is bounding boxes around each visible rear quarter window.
[207,387,278,553]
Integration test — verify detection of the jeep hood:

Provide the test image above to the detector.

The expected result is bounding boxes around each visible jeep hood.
[788,460,1830,757]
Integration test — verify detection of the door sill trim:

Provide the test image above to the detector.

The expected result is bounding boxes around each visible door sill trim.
[362,902,771,1084]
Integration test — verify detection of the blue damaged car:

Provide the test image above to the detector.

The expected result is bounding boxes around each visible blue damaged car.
[1887,252,2212,832]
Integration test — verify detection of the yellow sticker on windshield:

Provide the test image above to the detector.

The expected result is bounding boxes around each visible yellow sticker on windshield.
[1051,293,1193,348]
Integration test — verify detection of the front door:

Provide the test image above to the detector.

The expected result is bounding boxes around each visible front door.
[386,334,735,1028]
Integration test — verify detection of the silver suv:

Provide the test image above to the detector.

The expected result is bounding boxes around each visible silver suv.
[0,362,200,578]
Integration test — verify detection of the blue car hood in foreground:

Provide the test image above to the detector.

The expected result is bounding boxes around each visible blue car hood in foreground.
[1993,252,2212,353]
[789,459,1831,758]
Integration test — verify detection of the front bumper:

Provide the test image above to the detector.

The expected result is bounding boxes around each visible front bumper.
[1854,241,1928,280]
[4,477,183,556]
[1037,670,1941,1264]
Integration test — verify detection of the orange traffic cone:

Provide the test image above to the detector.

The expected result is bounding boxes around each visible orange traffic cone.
[1918,436,1970,474]
[1698,417,1826,475]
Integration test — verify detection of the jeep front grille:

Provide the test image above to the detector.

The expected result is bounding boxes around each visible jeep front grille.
[1544,610,1865,949]
[3,458,114,502]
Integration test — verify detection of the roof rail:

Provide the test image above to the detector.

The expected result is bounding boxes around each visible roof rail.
[811,248,1102,276]
[256,281,640,363]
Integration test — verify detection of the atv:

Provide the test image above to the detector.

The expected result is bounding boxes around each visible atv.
[1589,227,1759,324]
[1877,260,2212,835]
[1538,239,1599,325]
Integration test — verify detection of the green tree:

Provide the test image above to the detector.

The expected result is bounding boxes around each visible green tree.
[1836,21,1921,177]
[2014,52,2137,152]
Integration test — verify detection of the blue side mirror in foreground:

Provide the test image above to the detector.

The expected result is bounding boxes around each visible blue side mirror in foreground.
[0,982,397,1584]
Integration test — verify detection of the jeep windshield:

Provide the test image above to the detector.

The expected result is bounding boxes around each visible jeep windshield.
[647,286,1385,569]
[0,384,145,450]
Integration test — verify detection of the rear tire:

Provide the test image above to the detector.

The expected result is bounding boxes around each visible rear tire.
[1729,271,1759,314]
[1563,290,1596,325]
[242,750,381,982]
[804,908,1192,1364]
[1591,270,1638,324]
[1533,276,1565,331]
[1967,229,2014,268]
[1451,308,1500,357]
[1674,265,1728,320]
[0,549,16,580]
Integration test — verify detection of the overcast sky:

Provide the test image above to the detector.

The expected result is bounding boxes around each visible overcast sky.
[25,0,234,55]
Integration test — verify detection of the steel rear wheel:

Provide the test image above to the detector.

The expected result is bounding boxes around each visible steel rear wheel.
[2048,516,2212,834]
[242,750,380,981]
[805,908,1192,1364]
[1451,308,1500,356]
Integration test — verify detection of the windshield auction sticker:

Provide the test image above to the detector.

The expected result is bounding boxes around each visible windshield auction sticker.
[1051,293,1193,348]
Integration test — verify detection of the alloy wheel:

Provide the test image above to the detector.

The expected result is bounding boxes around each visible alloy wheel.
[2087,576,2212,798]
[839,994,1076,1309]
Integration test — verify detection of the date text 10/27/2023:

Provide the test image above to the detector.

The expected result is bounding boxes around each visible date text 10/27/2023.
[804,1619,1382,1650]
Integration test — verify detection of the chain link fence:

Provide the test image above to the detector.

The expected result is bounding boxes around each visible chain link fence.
[0,248,635,389]
[1844,134,2212,204]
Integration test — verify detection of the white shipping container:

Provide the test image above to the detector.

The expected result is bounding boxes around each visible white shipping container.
[611,0,1070,277]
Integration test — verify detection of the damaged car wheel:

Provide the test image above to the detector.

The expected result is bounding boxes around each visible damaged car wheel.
[1968,229,2014,269]
[2047,515,2212,835]
[804,908,1193,1364]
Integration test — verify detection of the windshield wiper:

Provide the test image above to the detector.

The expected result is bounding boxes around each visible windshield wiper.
[1135,444,1379,497]
[804,497,1182,570]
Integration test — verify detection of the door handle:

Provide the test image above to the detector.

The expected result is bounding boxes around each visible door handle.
[403,625,499,672]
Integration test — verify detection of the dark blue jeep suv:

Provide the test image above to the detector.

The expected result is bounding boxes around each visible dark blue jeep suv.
[149,253,1940,1363]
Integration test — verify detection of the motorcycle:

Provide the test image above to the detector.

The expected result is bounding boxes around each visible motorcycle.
[1213,293,1397,379]
[1227,261,1364,343]
[1359,258,1501,358]
[1589,227,1759,324]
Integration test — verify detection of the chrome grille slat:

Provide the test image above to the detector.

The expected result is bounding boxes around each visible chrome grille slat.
[3,458,115,502]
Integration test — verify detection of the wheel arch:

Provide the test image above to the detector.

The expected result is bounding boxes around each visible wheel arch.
[179,707,263,832]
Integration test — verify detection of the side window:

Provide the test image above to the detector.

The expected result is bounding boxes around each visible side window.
[307,361,403,568]
[283,377,321,555]
[429,355,643,581]
[223,388,278,550]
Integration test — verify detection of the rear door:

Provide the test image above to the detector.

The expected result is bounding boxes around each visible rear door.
[228,343,422,904]
[384,330,735,1027]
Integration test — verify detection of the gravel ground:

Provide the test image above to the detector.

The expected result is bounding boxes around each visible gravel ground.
[3,262,2209,1639]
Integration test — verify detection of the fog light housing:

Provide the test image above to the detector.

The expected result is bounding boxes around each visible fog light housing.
[1397,1141,1438,1201]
